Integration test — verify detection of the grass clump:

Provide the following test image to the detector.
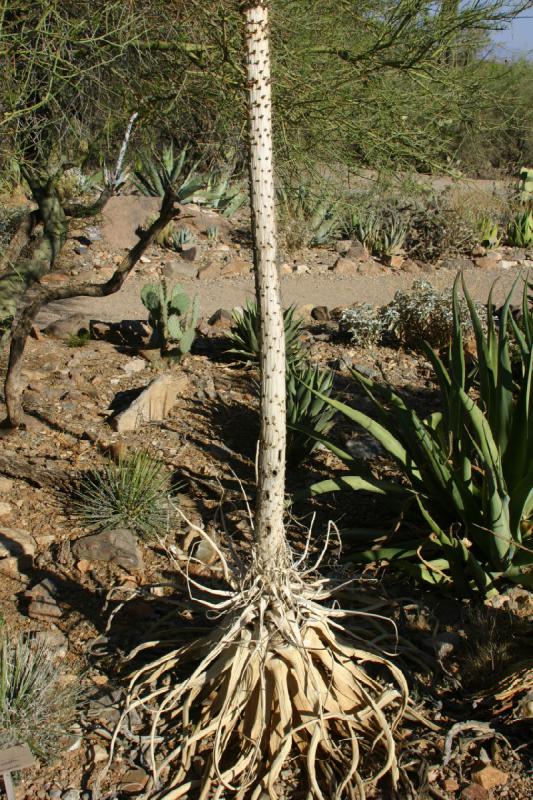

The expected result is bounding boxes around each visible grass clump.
[0,631,76,761]
[66,330,91,348]
[74,450,176,540]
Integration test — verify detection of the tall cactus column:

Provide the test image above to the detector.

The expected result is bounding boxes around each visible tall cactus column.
[241,1,289,577]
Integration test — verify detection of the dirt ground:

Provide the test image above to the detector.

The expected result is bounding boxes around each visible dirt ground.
[1,196,532,800]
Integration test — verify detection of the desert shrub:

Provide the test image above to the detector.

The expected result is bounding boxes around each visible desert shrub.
[307,279,533,597]
[227,299,303,364]
[74,450,177,540]
[338,304,384,347]
[381,279,483,350]
[67,330,91,348]
[286,361,336,466]
[276,183,342,251]
[0,631,76,761]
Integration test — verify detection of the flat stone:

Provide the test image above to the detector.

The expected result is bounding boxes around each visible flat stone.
[440,256,474,271]
[357,260,383,276]
[119,767,149,794]
[44,313,91,340]
[475,252,502,269]
[162,260,198,280]
[472,766,508,790]
[112,373,189,432]
[0,527,36,558]
[330,257,358,274]
[121,358,146,375]
[27,599,62,620]
[179,244,197,262]
[220,258,251,277]
[293,263,309,275]
[71,528,142,571]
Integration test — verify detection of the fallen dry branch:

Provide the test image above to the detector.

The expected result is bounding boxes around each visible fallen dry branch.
[0,452,70,489]
[3,188,181,428]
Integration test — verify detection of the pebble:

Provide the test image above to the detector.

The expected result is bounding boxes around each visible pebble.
[0,501,12,516]
[62,790,81,800]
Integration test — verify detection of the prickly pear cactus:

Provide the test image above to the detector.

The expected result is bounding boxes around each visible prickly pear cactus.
[140,280,199,359]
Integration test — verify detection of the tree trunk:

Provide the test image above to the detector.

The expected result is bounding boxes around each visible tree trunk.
[242,1,289,576]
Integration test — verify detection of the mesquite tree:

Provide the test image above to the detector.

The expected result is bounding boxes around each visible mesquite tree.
[106,4,409,799]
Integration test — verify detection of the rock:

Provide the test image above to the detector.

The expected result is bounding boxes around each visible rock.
[119,767,149,794]
[0,502,12,516]
[330,257,358,274]
[91,321,113,339]
[279,262,292,275]
[208,308,233,329]
[0,557,31,580]
[90,744,108,764]
[500,260,518,270]
[440,256,474,271]
[112,373,189,432]
[162,260,198,280]
[44,313,91,341]
[330,306,347,320]
[179,244,197,262]
[461,784,488,800]
[400,258,420,273]
[138,348,164,367]
[384,254,404,268]
[40,272,70,285]
[61,789,81,800]
[198,261,223,280]
[71,528,142,571]
[0,527,36,559]
[293,263,309,275]
[294,303,314,322]
[311,306,330,322]
[335,239,353,255]
[475,252,502,270]
[25,579,62,620]
[220,258,251,277]
[444,778,460,792]
[121,358,146,375]
[346,240,369,260]
[471,244,486,257]
[472,766,508,790]
[0,475,13,494]
[357,260,383,276]
[30,629,68,657]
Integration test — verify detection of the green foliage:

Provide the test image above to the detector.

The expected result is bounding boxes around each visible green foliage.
[140,280,199,358]
[227,299,303,364]
[0,631,77,761]
[507,210,533,248]
[277,184,342,250]
[519,166,533,204]
[67,330,91,348]
[192,174,246,218]
[75,450,177,540]
[346,207,407,258]
[479,217,501,249]
[206,225,219,242]
[286,362,336,466]
[170,227,194,250]
[307,278,533,597]
[133,144,204,201]
[339,304,384,348]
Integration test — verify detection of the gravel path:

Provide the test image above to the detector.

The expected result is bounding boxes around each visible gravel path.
[37,267,526,326]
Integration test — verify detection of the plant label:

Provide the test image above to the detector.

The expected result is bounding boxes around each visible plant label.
[0,744,35,800]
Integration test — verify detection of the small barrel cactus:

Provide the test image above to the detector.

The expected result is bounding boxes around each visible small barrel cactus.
[141,280,199,358]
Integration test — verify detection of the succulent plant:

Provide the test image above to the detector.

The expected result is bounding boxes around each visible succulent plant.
[206,225,219,242]
[507,210,533,248]
[479,217,501,249]
[141,280,199,358]
[133,143,204,201]
[286,361,336,465]
[170,227,194,250]
[227,299,303,364]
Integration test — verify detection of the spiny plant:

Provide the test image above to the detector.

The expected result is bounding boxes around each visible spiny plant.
[170,227,194,251]
[133,143,204,200]
[276,182,342,249]
[0,631,77,761]
[479,217,501,249]
[141,279,199,359]
[206,224,219,242]
[196,173,247,218]
[103,4,410,799]
[227,298,303,364]
[286,361,336,466]
[307,277,533,597]
[74,450,176,540]
[507,209,533,248]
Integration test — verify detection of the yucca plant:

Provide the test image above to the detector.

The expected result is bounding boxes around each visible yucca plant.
[141,280,199,359]
[133,143,204,201]
[306,277,533,596]
[507,210,533,248]
[74,450,176,540]
[0,632,77,761]
[286,361,336,466]
[227,298,303,364]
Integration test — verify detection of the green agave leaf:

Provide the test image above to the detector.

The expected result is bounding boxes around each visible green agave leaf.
[308,474,408,497]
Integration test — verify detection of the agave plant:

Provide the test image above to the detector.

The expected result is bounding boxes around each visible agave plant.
[507,210,533,248]
[479,217,501,250]
[133,143,204,201]
[227,299,303,364]
[276,183,342,248]
[192,174,246,218]
[305,277,533,597]
[286,362,336,466]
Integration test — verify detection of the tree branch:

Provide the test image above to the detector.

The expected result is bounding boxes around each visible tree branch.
[3,188,180,428]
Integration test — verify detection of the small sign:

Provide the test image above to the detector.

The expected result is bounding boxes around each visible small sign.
[0,744,35,800]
